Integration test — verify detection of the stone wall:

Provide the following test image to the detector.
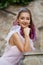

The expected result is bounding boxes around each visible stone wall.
[23,51,43,65]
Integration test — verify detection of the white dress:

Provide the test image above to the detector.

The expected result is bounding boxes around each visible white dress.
[0,25,35,65]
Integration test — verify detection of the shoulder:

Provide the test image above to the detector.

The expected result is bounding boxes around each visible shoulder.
[10,25,21,32]
[5,25,21,42]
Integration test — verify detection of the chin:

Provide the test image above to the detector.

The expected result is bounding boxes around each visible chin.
[22,25,28,28]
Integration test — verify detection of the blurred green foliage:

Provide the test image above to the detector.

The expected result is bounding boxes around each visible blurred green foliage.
[0,0,34,9]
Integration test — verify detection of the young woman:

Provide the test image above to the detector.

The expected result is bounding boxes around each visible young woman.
[0,7,36,65]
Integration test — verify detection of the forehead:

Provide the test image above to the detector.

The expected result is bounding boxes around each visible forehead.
[19,12,30,17]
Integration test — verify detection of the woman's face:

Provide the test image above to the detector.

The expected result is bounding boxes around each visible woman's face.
[18,12,30,28]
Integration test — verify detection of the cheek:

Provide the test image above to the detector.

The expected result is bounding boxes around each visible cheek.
[28,20,30,24]
[19,19,23,23]
[18,19,22,25]
[27,20,30,24]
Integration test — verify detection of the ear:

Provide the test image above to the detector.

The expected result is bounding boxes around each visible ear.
[16,19,19,23]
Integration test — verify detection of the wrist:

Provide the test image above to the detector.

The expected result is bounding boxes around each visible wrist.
[24,34,30,38]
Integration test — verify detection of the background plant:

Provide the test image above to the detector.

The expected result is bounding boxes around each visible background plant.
[0,0,34,9]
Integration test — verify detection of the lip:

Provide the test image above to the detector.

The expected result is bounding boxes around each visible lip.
[23,23,29,26]
[22,24,28,28]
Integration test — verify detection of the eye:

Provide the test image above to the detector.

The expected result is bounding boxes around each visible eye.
[26,17,30,20]
[20,17,24,20]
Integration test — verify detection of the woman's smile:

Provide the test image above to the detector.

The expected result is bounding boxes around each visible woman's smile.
[21,23,29,28]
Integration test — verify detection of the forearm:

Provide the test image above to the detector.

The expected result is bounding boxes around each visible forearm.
[24,35,31,52]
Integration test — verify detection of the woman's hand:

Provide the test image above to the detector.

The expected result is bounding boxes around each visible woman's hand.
[23,27,30,36]
[23,27,31,52]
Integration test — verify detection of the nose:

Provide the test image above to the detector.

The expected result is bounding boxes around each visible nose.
[24,19,27,23]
